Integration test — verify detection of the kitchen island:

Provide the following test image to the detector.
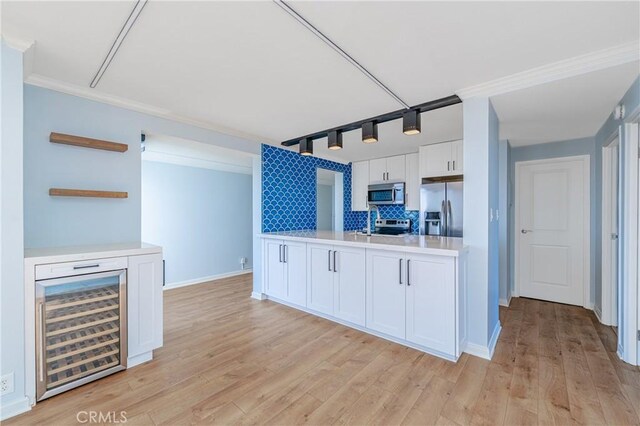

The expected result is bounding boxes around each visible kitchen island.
[260,231,467,361]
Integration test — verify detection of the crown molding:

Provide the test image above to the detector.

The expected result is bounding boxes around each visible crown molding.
[23,73,273,145]
[1,35,35,53]
[456,41,640,99]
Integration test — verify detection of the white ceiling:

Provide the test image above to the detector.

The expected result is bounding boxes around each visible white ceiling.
[2,1,639,160]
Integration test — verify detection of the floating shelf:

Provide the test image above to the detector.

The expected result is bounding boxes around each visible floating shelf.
[49,188,128,199]
[50,132,128,153]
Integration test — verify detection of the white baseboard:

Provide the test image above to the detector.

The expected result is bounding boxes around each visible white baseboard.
[594,304,603,323]
[251,292,266,300]
[499,296,512,307]
[0,396,31,421]
[127,351,153,368]
[464,321,502,360]
[163,269,252,291]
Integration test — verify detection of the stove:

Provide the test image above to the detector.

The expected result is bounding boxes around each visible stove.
[374,218,411,236]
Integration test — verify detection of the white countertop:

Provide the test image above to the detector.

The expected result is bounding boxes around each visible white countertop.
[25,242,162,264]
[260,230,466,256]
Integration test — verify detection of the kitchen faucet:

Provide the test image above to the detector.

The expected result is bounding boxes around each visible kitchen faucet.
[366,204,381,236]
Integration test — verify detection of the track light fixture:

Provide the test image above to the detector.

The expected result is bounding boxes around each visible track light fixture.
[403,110,421,135]
[362,122,378,143]
[328,131,343,150]
[299,138,313,156]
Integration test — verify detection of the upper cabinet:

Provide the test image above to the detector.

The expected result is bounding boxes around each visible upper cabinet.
[419,140,463,178]
[351,161,369,212]
[369,155,406,183]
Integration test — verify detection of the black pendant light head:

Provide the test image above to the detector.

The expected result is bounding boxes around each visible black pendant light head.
[362,121,378,143]
[299,137,313,156]
[328,130,343,150]
[403,110,421,135]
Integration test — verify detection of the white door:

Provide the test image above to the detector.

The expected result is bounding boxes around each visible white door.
[406,254,455,355]
[450,140,463,174]
[369,158,388,183]
[405,153,420,211]
[265,240,286,299]
[307,244,334,315]
[128,253,163,358]
[284,241,307,306]
[386,155,406,181]
[333,247,366,326]
[366,249,405,339]
[516,156,588,306]
[351,161,369,212]
[420,142,452,178]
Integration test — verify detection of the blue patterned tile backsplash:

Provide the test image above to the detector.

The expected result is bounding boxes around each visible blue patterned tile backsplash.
[262,144,419,233]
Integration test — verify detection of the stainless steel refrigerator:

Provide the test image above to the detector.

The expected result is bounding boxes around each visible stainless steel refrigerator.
[419,177,463,237]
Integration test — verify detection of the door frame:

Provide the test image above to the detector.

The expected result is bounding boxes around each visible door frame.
[514,155,591,309]
[601,133,620,325]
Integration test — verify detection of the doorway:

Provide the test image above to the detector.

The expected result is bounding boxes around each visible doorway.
[316,168,344,232]
[602,135,620,327]
[515,155,590,306]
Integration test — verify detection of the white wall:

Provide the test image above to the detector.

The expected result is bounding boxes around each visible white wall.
[462,97,501,358]
[0,40,29,419]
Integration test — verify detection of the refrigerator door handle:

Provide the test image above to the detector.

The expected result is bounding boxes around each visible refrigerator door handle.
[447,200,453,237]
[441,200,447,236]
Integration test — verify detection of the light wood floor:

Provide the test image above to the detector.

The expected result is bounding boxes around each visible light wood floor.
[8,273,640,425]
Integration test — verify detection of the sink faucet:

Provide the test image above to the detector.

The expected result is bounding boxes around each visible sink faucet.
[366,204,381,236]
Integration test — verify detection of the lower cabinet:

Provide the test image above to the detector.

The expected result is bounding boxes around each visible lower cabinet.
[308,243,365,326]
[263,239,307,306]
[366,249,458,356]
[128,253,164,360]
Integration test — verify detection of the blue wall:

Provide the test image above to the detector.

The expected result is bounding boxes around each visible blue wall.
[142,161,253,285]
[262,144,420,234]
[23,85,260,248]
[509,137,597,306]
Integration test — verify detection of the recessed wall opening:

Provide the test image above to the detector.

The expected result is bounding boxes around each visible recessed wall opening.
[141,133,255,288]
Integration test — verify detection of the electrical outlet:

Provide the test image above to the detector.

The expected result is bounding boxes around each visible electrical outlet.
[1,372,14,395]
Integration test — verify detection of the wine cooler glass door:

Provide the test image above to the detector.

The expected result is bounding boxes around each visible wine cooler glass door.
[36,269,127,401]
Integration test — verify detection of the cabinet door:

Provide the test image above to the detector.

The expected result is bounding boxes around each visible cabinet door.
[284,241,306,306]
[369,158,388,183]
[386,155,406,181]
[451,140,463,173]
[405,153,420,211]
[264,240,286,299]
[420,143,452,178]
[128,253,163,358]
[405,254,456,355]
[333,247,366,326]
[307,244,334,315]
[366,249,405,339]
[351,161,370,212]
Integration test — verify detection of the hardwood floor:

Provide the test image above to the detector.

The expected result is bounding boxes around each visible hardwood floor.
[8,274,640,425]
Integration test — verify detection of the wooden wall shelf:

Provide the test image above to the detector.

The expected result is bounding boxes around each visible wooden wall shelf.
[50,133,128,153]
[49,189,128,199]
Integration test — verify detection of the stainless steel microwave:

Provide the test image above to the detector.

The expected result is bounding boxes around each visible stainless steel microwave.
[367,182,405,206]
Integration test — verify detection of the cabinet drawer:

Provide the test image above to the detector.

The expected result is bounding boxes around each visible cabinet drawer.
[36,257,128,280]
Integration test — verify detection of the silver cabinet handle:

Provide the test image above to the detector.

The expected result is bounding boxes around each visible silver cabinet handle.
[328,250,332,271]
[283,245,287,263]
[38,302,45,382]
[333,251,337,273]
[453,160,456,170]
[399,258,403,285]
[279,244,283,262]
[447,161,450,171]
[407,259,411,286]
[73,264,99,270]
[521,229,533,234]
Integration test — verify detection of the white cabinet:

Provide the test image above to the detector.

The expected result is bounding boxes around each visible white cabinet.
[128,253,164,360]
[369,155,406,183]
[405,153,420,211]
[351,161,369,212]
[263,239,307,306]
[365,248,460,357]
[366,249,406,338]
[419,140,463,178]
[308,243,365,325]
[405,254,456,355]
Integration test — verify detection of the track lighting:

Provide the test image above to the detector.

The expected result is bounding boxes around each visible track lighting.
[403,110,421,135]
[328,131,343,150]
[362,122,378,143]
[299,138,313,156]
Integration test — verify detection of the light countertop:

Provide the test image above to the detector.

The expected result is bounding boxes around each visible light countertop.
[260,230,466,256]
[25,242,162,264]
